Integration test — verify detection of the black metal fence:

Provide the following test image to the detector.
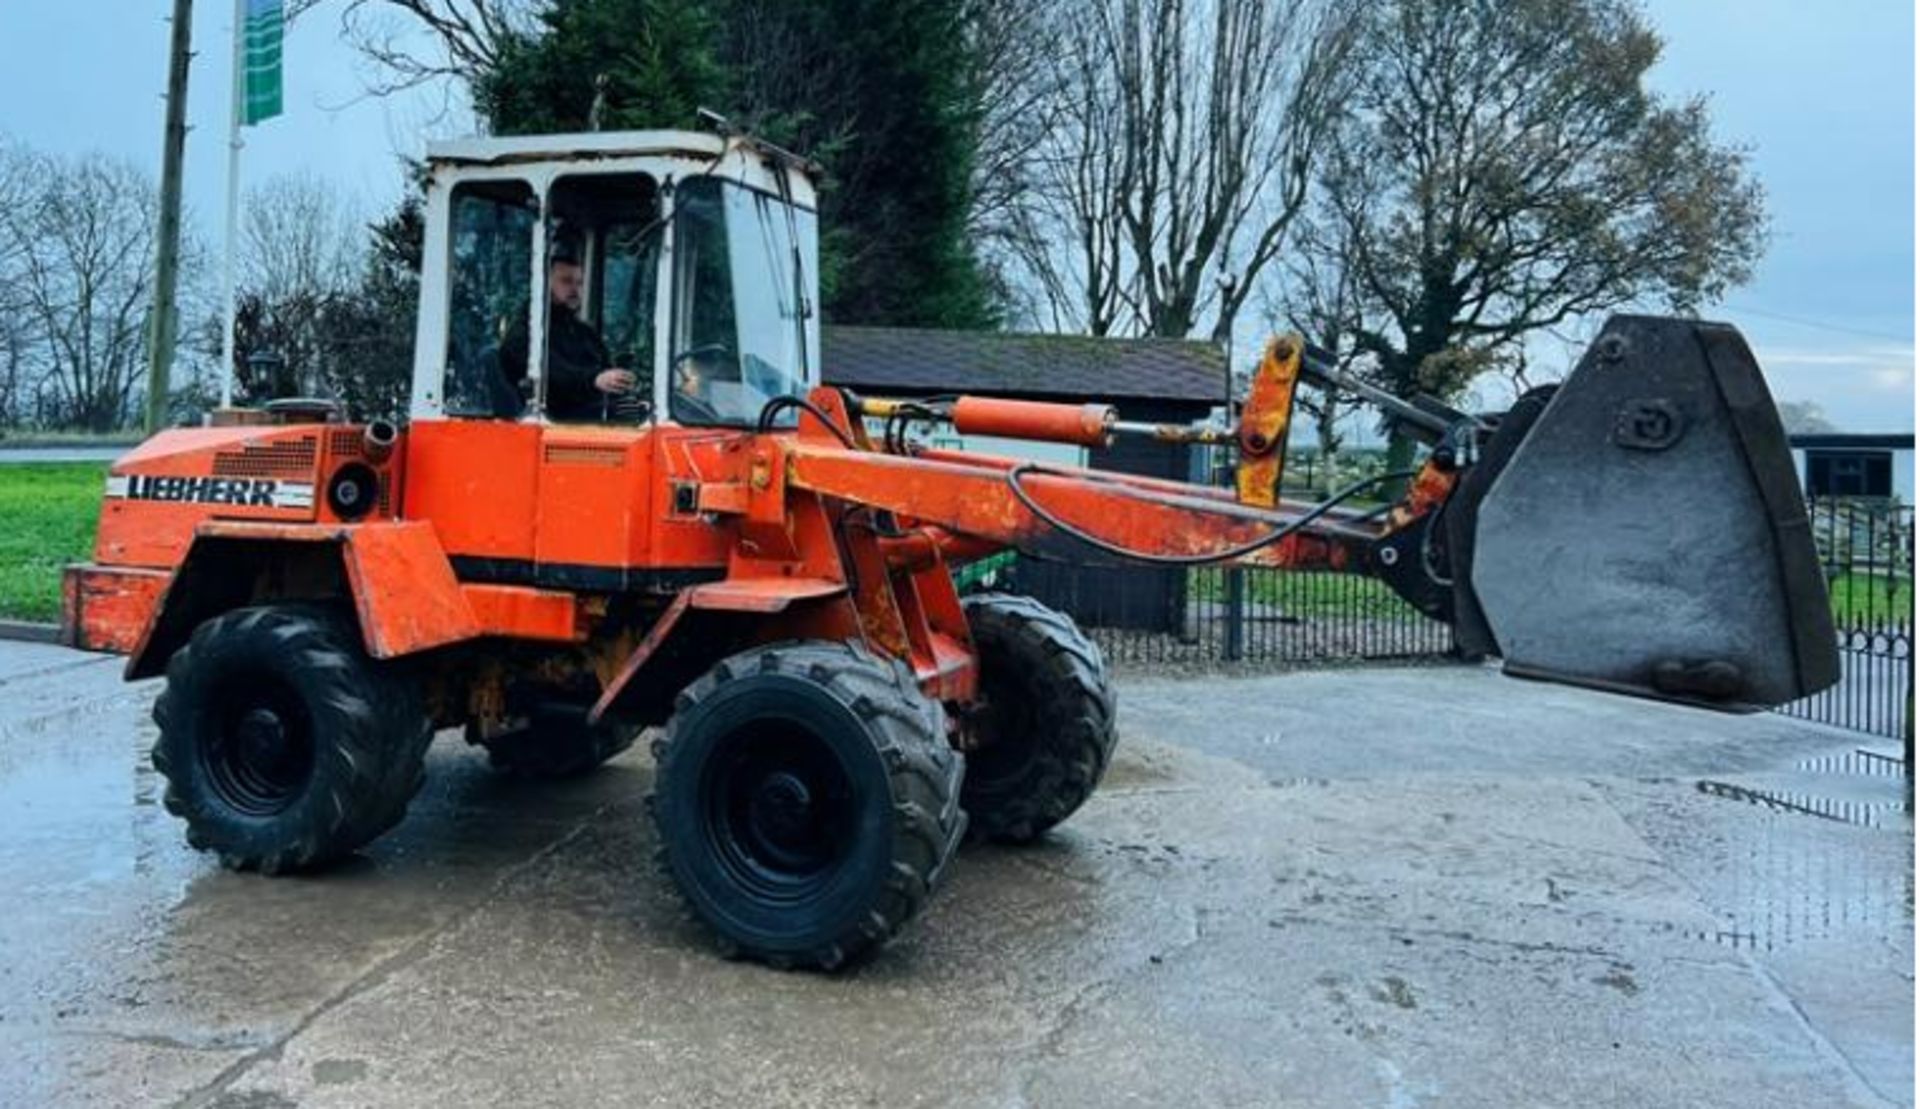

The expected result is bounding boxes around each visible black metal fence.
[991,559,1451,667]
[963,494,1913,742]
[1777,498,1912,741]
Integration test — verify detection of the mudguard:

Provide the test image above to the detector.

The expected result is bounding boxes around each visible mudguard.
[1468,315,1838,709]
[127,520,480,679]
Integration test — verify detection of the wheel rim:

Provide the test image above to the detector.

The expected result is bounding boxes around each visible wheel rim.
[699,719,857,902]
[203,675,316,816]
[960,653,1042,787]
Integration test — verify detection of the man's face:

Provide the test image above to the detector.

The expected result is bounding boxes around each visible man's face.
[548,261,584,312]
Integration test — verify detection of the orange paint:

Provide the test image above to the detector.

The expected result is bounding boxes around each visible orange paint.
[951,397,1116,447]
[461,584,582,641]
[69,334,1459,715]
[1235,337,1301,508]
[181,519,480,658]
[61,564,169,654]
[688,578,849,613]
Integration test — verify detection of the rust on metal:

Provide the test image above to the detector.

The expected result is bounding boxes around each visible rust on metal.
[61,564,170,654]
[1235,336,1302,508]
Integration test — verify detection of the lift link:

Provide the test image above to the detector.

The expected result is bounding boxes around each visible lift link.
[1234,336,1303,508]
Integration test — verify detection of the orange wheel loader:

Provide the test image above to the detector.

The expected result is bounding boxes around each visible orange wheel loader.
[61,128,1838,969]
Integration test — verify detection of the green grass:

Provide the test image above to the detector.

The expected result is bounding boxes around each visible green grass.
[0,463,105,622]
[1195,566,1914,628]
[1829,571,1913,629]
[1189,569,1416,619]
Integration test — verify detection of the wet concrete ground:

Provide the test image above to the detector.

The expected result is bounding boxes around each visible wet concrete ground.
[0,640,1909,1108]
[0,447,122,464]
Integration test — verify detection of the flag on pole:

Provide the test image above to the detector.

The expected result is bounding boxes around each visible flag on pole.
[240,0,284,125]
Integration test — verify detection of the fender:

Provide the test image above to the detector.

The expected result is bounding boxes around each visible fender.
[127,520,483,679]
[587,577,855,727]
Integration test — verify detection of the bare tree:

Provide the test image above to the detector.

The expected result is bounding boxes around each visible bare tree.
[242,172,364,304]
[1775,400,1836,436]
[0,140,38,426]
[231,174,382,402]
[1300,0,1766,472]
[959,0,1066,320]
[339,0,536,95]
[1004,0,1357,340]
[1269,209,1374,495]
[0,151,202,430]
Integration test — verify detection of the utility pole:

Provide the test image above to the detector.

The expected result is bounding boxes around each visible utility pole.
[219,0,244,410]
[147,0,195,433]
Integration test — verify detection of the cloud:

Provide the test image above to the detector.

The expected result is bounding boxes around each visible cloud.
[1754,344,1915,400]
[1752,345,1914,370]
[1867,363,1915,392]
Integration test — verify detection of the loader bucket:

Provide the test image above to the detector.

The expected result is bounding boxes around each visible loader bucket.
[1464,315,1838,710]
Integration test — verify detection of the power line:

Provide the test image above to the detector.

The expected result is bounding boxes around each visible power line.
[1719,302,1914,345]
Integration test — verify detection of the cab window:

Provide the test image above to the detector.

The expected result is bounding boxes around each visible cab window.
[540,173,662,422]
[444,180,536,418]
[669,177,818,426]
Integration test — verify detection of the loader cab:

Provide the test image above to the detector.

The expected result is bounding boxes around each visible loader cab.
[410,131,822,428]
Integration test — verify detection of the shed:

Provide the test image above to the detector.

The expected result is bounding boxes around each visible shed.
[823,326,1229,632]
[1788,433,1914,501]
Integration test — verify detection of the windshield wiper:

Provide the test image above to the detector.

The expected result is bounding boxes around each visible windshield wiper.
[771,165,812,383]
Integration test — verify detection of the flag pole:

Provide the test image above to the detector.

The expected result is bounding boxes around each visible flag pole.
[219,0,245,410]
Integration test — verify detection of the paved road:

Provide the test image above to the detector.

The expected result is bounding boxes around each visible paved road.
[0,447,124,464]
[0,642,1909,1107]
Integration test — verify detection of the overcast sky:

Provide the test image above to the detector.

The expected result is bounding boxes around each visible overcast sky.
[0,0,1911,431]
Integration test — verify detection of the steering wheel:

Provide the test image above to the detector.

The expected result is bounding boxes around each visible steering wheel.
[671,342,733,372]
[669,343,732,424]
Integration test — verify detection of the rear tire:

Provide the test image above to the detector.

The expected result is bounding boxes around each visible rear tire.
[477,705,638,778]
[650,641,966,969]
[150,604,433,874]
[954,594,1117,843]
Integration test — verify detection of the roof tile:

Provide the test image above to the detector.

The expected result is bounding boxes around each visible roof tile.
[822,326,1227,404]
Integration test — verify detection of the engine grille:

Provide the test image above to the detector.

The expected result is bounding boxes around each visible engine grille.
[543,444,628,468]
[212,436,319,477]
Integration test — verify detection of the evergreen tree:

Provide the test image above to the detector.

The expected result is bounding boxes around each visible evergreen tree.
[475,0,726,134]
[720,0,995,328]
[474,0,996,329]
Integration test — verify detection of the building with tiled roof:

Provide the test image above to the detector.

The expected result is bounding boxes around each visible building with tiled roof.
[823,325,1224,633]
[822,326,1227,408]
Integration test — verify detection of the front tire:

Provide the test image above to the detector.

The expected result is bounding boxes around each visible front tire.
[954,594,1118,843]
[650,641,965,969]
[151,604,433,874]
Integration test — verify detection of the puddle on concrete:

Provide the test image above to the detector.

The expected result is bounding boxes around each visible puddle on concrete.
[1687,756,1912,954]
[1694,779,1908,830]
[1795,747,1910,779]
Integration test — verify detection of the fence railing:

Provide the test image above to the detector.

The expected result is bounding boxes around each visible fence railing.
[966,557,1454,668]
[959,494,1913,742]
[1777,498,1912,742]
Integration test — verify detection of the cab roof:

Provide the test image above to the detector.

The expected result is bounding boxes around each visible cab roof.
[423,129,820,209]
[425,130,726,167]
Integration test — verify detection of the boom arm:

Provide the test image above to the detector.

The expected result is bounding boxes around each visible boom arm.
[746,316,1838,712]
[787,336,1464,619]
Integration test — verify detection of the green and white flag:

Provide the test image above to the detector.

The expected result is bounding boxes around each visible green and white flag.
[240,0,284,125]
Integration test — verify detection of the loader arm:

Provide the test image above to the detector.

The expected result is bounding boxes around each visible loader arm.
[770,315,1837,712]
[785,438,1408,572]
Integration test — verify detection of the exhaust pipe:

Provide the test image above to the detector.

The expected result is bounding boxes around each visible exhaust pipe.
[363,418,399,464]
